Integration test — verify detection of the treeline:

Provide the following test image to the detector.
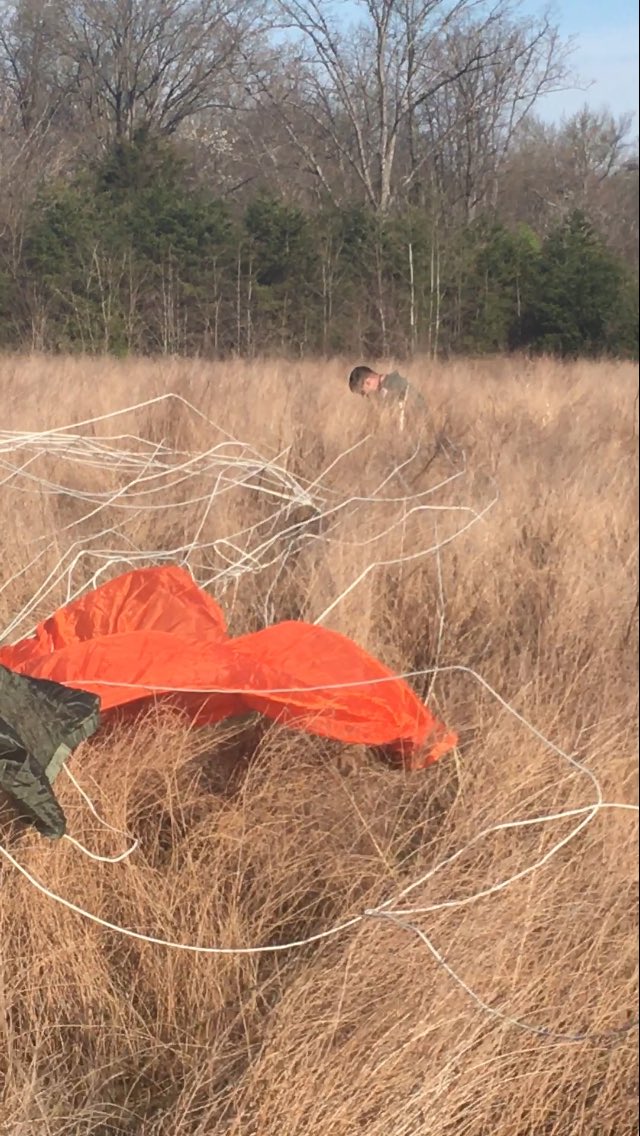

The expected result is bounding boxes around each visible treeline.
[0,0,638,359]
[1,134,636,358]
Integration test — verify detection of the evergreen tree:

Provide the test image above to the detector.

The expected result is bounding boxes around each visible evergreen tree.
[523,210,637,358]
[243,195,317,353]
[3,137,637,360]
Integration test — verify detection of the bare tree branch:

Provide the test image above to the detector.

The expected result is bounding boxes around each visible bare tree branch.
[54,0,264,142]
[248,0,568,213]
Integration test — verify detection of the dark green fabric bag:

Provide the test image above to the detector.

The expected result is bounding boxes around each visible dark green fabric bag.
[0,664,100,838]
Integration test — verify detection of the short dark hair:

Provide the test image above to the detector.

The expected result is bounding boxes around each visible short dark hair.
[349,365,376,392]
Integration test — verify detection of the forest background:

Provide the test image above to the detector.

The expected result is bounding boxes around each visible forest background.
[0,0,638,361]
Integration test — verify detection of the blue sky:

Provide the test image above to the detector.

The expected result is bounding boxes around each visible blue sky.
[334,0,639,129]
[526,0,639,126]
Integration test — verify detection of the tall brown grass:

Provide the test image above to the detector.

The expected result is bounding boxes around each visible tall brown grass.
[0,353,638,1136]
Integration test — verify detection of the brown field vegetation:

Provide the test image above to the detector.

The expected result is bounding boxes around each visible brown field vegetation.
[0,353,638,1136]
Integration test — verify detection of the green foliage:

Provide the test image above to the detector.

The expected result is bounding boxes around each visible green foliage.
[2,138,637,359]
[96,129,185,197]
[245,195,313,288]
[243,195,317,350]
[469,223,541,352]
[21,136,240,353]
[23,184,124,351]
[523,210,638,358]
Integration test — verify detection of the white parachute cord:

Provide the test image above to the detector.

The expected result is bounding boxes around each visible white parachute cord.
[60,765,139,864]
[0,797,636,1046]
[0,840,361,953]
[0,801,633,954]
[366,909,639,1044]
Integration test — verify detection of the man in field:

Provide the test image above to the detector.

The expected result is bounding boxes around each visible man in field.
[348,364,426,432]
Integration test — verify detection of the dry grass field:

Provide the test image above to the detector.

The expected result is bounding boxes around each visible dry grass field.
[0,353,638,1136]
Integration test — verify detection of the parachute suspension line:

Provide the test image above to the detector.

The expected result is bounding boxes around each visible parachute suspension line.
[1,665,637,1044]
[61,765,139,864]
[1,801,637,1043]
[0,394,474,648]
[366,910,640,1045]
[62,834,138,864]
[0,841,362,954]
[423,522,444,706]
[0,397,636,1044]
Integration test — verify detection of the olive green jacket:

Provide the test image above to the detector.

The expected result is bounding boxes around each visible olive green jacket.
[379,371,427,429]
[0,664,100,838]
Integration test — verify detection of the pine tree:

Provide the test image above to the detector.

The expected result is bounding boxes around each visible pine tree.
[523,210,637,357]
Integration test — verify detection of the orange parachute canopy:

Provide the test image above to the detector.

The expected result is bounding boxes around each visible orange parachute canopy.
[0,566,457,768]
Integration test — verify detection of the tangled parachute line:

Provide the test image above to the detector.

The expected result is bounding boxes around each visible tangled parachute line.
[0,393,637,1046]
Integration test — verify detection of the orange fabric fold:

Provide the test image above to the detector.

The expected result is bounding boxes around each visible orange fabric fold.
[0,566,457,768]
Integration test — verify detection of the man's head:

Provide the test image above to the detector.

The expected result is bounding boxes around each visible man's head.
[348,365,383,396]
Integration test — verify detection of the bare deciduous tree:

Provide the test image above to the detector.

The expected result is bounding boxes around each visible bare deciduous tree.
[0,1,77,276]
[416,11,568,222]
[250,0,567,214]
[0,0,67,134]
[499,107,638,237]
[56,0,263,142]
